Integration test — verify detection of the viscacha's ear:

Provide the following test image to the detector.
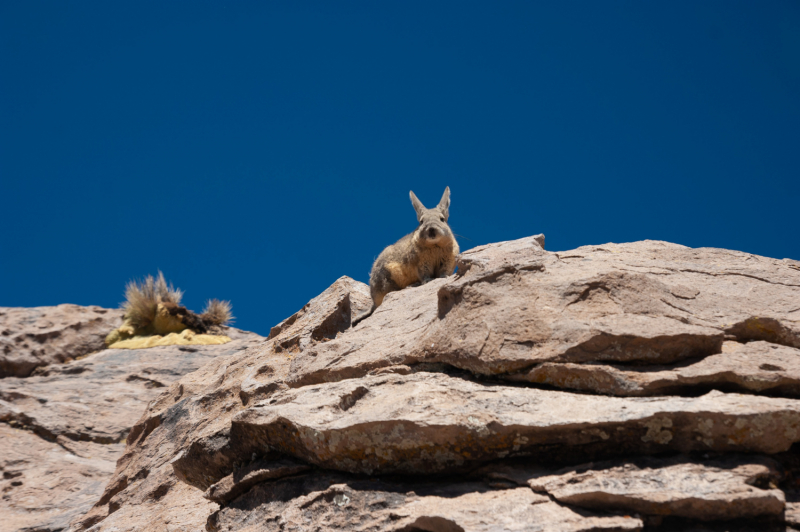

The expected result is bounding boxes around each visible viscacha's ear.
[437,186,451,220]
[409,190,426,221]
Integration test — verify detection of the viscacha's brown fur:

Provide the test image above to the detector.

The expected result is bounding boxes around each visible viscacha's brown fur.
[352,187,459,326]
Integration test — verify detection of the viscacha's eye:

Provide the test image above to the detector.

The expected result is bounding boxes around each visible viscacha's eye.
[440,216,444,222]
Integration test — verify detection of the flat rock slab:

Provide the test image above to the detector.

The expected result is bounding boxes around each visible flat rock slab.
[511,341,800,397]
[388,487,642,532]
[210,372,800,479]
[427,238,800,373]
[0,331,262,443]
[0,304,123,377]
[526,455,784,520]
[0,424,122,532]
[207,472,643,532]
[284,237,800,390]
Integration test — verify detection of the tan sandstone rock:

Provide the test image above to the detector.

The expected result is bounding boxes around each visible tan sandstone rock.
[0,327,260,444]
[525,455,784,520]
[283,236,800,388]
[0,305,123,377]
[204,455,311,505]
[65,237,800,531]
[71,277,371,531]
[0,315,262,532]
[0,424,121,532]
[207,474,643,532]
[510,340,800,397]
[202,372,800,477]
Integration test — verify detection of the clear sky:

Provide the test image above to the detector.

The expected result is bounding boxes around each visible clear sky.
[2,1,799,336]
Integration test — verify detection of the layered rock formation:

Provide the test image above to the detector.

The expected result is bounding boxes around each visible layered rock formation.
[0,307,262,532]
[3,236,800,531]
[63,236,800,532]
[69,278,373,532]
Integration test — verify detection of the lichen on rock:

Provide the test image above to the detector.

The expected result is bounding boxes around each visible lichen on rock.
[107,329,232,349]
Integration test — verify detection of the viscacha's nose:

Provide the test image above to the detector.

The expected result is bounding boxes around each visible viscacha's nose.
[427,228,437,238]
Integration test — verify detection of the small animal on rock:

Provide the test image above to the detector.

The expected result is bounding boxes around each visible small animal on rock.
[352,187,459,326]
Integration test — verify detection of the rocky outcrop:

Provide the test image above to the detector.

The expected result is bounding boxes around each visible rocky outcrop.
[59,236,800,531]
[283,238,799,387]
[69,277,372,532]
[0,305,123,377]
[0,320,262,532]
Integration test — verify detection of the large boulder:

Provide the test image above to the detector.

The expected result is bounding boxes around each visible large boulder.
[71,237,800,531]
[0,305,124,377]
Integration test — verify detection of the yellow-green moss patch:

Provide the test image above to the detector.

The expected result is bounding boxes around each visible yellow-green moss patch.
[109,329,232,349]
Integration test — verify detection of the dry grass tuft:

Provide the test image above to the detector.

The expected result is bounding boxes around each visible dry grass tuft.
[123,271,184,329]
[201,299,234,326]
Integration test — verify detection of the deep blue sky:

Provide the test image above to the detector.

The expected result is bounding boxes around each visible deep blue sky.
[2,2,799,335]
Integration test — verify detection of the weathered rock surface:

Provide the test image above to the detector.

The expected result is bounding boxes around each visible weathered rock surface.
[0,327,260,445]
[0,313,262,532]
[209,372,800,477]
[207,473,643,532]
[525,455,784,520]
[0,424,121,532]
[0,305,123,377]
[204,455,312,505]
[511,340,800,397]
[284,237,800,388]
[70,277,371,531]
[55,237,800,531]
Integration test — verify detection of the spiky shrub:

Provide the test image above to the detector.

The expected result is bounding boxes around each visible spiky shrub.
[201,299,234,326]
[123,271,184,330]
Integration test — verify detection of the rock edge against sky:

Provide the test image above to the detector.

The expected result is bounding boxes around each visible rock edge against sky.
[2,234,800,531]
